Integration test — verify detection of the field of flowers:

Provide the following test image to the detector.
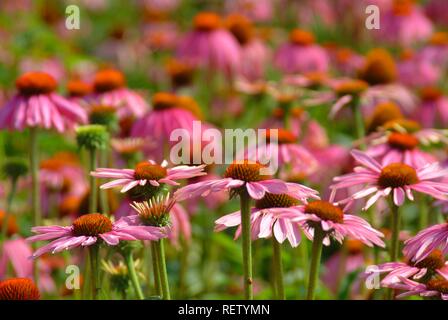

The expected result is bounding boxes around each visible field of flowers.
[0,0,447,301]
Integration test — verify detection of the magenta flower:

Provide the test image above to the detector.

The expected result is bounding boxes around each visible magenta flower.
[293,199,385,247]
[91,159,206,194]
[88,69,149,119]
[375,1,433,46]
[244,128,318,177]
[215,193,314,247]
[0,72,87,132]
[330,150,448,210]
[374,250,448,286]
[175,160,319,201]
[366,131,437,167]
[27,213,167,258]
[274,29,329,74]
[403,222,448,263]
[177,12,241,78]
[389,275,448,300]
[414,87,448,128]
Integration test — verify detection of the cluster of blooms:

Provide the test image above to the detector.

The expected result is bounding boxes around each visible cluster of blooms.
[0,0,448,301]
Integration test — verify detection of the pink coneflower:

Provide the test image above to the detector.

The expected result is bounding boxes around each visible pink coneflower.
[244,128,318,177]
[0,71,87,132]
[0,238,33,279]
[114,196,191,248]
[274,29,329,74]
[27,213,167,258]
[225,14,270,81]
[403,222,448,263]
[91,159,206,198]
[177,12,241,78]
[215,193,311,247]
[66,79,92,105]
[295,199,385,247]
[175,160,319,201]
[0,278,40,300]
[397,50,440,88]
[415,87,448,128]
[330,47,365,77]
[366,131,437,167]
[374,250,448,286]
[375,0,433,46]
[419,32,448,66]
[130,92,198,152]
[331,150,448,209]
[389,275,448,300]
[89,69,149,119]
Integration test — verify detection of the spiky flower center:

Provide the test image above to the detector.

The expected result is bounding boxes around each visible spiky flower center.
[166,59,194,88]
[393,0,413,16]
[176,96,203,119]
[414,250,445,270]
[16,72,57,96]
[132,196,173,227]
[265,129,296,144]
[426,279,448,294]
[72,213,113,236]
[255,193,300,209]
[289,29,314,45]
[224,160,270,182]
[347,239,364,254]
[420,87,442,102]
[0,278,40,300]
[378,163,419,188]
[387,132,418,150]
[382,118,421,133]
[67,80,92,97]
[90,105,116,116]
[367,102,403,132]
[335,80,368,97]
[93,69,125,93]
[152,92,178,110]
[0,210,18,237]
[304,200,344,223]
[134,162,167,181]
[194,12,221,31]
[358,48,397,85]
[429,32,448,46]
[226,14,253,45]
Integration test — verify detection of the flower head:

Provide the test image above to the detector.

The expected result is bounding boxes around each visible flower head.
[331,150,448,209]
[91,160,206,199]
[0,278,40,300]
[404,222,448,263]
[27,213,166,258]
[294,199,385,247]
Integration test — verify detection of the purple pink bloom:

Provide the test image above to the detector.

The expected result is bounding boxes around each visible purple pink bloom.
[27,213,167,258]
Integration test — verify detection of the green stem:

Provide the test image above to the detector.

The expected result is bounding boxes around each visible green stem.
[89,245,100,300]
[1,178,17,242]
[124,250,145,300]
[240,191,253,299]
[352,100,366,150]
[306,228,324,300]
[154,239,170,300]
[151,241,162,296]
[88,149,98,213]
[177,238,189,298]
[99,149,109,214]
[387,201,401,300]
[30,127,41,226]
[272,238,285,300]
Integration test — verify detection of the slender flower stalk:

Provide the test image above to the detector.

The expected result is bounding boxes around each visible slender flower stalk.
[89,150,98,213]
[89,244,100,300]
[240,190,253,300]
[151,241,162,296]
[123,250,145,300]
[154,239,170,300]
[306,227,324,300]
[30,127,41,226]
[272,238,285,299]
